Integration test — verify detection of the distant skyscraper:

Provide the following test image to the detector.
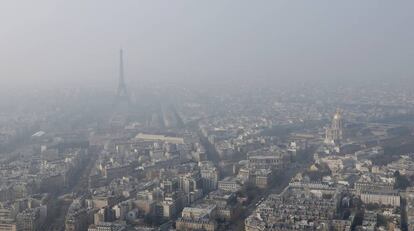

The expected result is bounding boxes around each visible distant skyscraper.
[325,109,343,145]
[115,49,130,105]
[199,161,218,192]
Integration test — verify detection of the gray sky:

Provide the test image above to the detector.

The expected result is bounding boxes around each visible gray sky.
[1,1,414,89]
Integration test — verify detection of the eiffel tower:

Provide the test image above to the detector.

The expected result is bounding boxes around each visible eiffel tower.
[115,49,130,105]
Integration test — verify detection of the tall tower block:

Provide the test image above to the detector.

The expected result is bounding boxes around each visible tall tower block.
[115,49,130,105]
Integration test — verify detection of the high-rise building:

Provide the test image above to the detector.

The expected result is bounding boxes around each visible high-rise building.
[179,173,203,204]
[0,220,16,231]
[179,174,200,194]
[16,209,40,231]
[199,161,218,193]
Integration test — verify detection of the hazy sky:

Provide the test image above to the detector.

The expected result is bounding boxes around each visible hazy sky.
[1,1,414,89]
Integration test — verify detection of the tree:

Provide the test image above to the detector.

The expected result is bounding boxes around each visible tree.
[394,171,410,190]
[377,214,388,227]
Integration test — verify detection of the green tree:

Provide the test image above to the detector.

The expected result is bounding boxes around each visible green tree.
[394,171,410,190]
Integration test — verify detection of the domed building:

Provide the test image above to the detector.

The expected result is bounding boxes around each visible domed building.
[324,109,343,146]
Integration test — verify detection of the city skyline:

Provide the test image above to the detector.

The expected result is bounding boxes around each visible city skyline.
[2,1,414,231]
